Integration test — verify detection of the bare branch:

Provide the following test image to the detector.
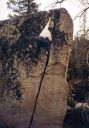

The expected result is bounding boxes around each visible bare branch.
[79,0,89,5]
[85,0,89,4]
[55,0,66,4]
[73,6,89,20]
[43,0,66,10]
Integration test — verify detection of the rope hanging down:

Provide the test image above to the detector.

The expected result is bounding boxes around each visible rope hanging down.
[29,45,51,128]
[28,16,54,128]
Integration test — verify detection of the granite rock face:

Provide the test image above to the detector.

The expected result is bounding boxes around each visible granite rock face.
[0,8,73,128]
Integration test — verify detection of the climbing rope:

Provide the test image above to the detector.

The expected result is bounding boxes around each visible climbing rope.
[28,43,51,128]
[28,16,54,128]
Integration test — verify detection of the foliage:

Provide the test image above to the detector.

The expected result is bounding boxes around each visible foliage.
[64,108,89,128]
[67,35,89,109]
[7,0,38,17]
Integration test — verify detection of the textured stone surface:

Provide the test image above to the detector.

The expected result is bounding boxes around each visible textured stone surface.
[0,8,73,128]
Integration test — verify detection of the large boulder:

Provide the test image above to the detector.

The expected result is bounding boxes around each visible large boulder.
[0,8,73,128]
